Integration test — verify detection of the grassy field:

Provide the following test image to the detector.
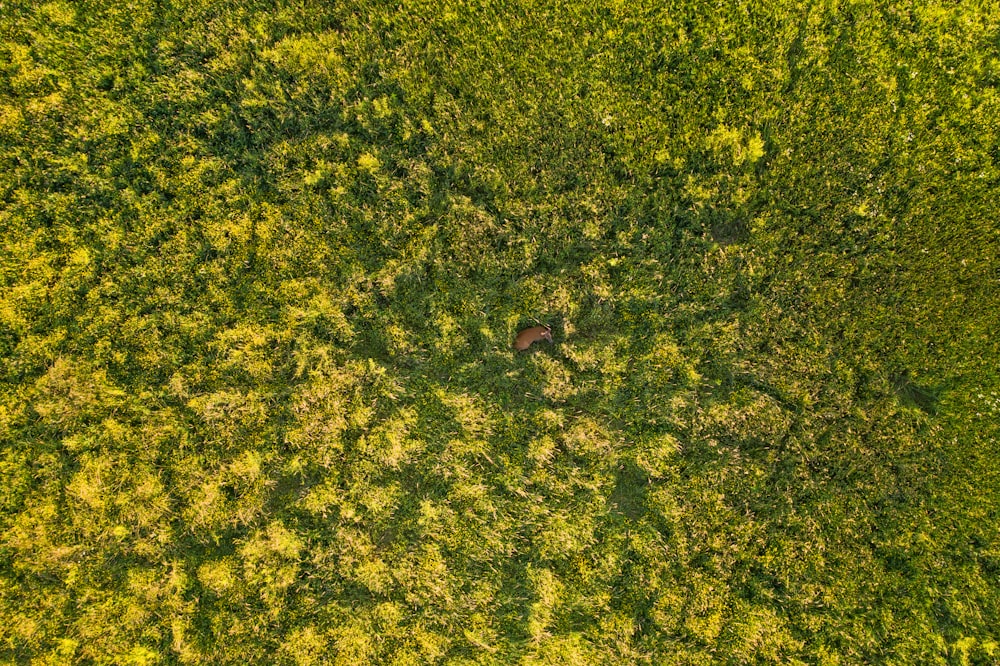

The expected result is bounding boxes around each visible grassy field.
[2,0,999,663]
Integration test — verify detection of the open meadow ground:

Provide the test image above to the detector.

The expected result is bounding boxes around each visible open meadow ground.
[2,0,999,663]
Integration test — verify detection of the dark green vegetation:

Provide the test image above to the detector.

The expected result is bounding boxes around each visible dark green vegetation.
[2,0,999,663]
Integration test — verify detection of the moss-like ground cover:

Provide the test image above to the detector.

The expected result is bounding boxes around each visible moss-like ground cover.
[2,0,999,663]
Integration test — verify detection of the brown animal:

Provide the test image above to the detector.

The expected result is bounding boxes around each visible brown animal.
[514,325,553,351]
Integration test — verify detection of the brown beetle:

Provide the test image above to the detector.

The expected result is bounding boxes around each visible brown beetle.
[514,325,553,351]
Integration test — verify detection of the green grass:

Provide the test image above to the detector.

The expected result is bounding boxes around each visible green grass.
[2,0,999,663]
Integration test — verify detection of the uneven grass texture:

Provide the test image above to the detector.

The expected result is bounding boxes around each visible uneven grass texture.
[2,1,999,664]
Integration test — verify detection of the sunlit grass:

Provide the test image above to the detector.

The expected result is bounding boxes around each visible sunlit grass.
[1,0,998,663]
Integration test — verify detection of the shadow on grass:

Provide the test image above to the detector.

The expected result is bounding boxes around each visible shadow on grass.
[890,369,940,415]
